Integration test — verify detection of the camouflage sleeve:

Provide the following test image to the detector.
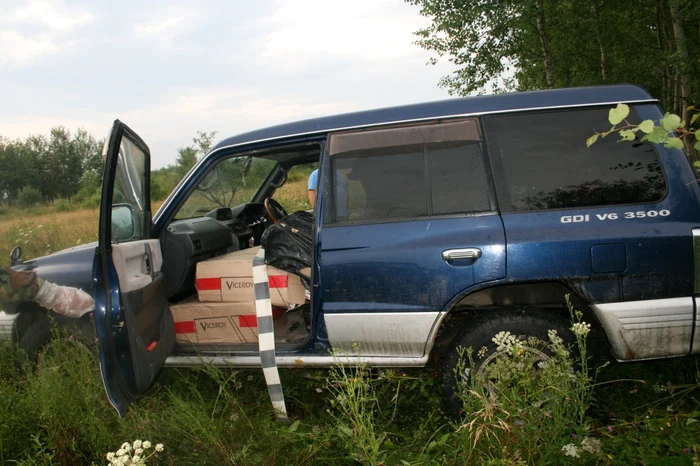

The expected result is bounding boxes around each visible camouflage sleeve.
[0,267,41,302]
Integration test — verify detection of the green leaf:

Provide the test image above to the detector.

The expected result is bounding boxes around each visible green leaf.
[338,424,354,437]
[288,420,300,432]
[664,138,684,150]
[642,126,668,144]
[690,113,700,126]
[638,120,655,134]
[694,141,700,151]
[661,113,682,131]
[695,129,700,139]
[619,130,636,142]
[686,418,698,426]
[608,103,629,125]
[693,161,700,168]
[586,134,599,148]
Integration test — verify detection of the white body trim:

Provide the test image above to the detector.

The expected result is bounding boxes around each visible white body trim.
[164,354,429,368]
[324,311,441,357]
[591,297,694,360]
[0,311,15,342]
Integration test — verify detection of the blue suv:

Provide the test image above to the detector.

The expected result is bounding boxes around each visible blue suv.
[2,84,699,417]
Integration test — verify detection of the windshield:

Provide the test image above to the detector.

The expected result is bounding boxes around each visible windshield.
[175,156,278,219]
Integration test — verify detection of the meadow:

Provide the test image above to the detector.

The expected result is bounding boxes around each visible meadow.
[0,181,699,465]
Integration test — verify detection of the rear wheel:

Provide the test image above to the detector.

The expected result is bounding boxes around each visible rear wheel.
[440,308,574,419]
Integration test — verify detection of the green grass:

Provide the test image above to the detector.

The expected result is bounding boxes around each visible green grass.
[1,181,700,465]
[0,326,699,465]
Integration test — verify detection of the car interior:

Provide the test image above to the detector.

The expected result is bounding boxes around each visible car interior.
[157,142,322,353]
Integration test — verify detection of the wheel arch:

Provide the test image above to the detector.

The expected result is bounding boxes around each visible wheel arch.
[425,281,610,363]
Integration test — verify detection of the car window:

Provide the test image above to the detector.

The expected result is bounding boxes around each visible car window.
[112,138,147,241]
[175,156,277,219]
[484,107,667,212]
[325,120,490,223]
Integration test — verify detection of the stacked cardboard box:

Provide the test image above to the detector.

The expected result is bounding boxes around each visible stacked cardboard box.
[170,246,307,345]
[194,246,306,306]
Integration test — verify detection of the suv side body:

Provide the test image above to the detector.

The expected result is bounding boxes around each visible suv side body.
[4,84,699,374]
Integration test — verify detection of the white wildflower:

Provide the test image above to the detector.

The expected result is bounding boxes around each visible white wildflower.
[133,440,142,449]
[106,452,115,460]
[477,346,489,359]
[142,441,151,449]
[155,443,164,452]
[547,329,562,344]
[571,322,591,337]
[315,387,323,393]
[561,443,581,458]
[116,449,126,457]
[492,331,522,354]
[581,437,602,455]
[121,442,131,451]
[132,455,141,463]
[134,448,143,455]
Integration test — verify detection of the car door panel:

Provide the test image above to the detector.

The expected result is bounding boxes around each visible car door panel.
[94,120,174,415]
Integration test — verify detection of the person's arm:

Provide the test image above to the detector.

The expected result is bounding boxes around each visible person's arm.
[308,189,316,208]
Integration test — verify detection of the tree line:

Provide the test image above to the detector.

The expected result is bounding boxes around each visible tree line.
[408,0,700,125]
[0,128,216,208]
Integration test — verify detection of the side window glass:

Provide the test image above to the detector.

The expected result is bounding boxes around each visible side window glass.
[112,138,147,242]
[429,141,490,215]
[327,120,489,223]
[175,156,277,219]
[484,107,667,212]
[335,146,426,221]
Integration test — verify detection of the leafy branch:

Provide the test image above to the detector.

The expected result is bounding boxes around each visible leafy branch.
[587,103,700,156]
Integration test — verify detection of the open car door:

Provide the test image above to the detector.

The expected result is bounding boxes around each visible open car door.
[93,120,174,415]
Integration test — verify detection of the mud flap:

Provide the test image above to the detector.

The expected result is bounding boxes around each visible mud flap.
[252,247,290,425]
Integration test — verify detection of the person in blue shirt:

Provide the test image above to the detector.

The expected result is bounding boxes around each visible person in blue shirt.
[308,169,348,218]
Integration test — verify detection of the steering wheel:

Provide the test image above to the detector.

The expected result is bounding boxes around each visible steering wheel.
[264,198,288,223]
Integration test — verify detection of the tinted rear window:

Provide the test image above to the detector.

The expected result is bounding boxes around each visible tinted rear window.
[484,107,667,212]
[330,140,490,222]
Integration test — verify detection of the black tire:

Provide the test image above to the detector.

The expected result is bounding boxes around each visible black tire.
[18,314,96,363]
[441,307,574,420]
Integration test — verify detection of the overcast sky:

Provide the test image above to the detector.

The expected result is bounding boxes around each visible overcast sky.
[0,0,455,168]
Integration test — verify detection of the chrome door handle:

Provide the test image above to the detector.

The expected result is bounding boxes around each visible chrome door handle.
[442,248,482,261]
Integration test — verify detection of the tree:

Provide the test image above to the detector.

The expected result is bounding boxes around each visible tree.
[406,0,699,113]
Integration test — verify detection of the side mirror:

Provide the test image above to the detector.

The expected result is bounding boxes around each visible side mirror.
[10,246,22,265]
[112,204,138,242]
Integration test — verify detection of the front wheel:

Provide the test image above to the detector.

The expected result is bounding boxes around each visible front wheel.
[18,313,96,363]
[440,308,574,420]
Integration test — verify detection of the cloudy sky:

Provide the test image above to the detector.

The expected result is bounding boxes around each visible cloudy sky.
[0,0,455,168]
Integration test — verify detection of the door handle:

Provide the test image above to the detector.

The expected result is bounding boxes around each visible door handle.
[442,248,482,261]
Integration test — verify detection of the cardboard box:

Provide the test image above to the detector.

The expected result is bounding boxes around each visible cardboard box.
[170,297,259,344]
[170,297,287,344]
[195,246,307,306]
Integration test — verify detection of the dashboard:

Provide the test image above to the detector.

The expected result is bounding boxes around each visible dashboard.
[160,203,270,301]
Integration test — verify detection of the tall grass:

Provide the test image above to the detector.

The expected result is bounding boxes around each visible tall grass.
[1,176,700,465]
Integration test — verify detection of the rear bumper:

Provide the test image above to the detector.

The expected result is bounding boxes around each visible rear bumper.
[0,311,17,344]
